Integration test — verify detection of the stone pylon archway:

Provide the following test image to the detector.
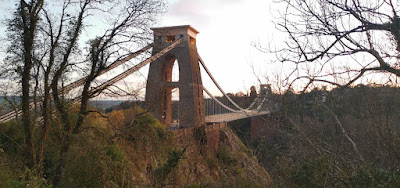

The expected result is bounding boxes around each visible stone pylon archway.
[145,25,205,128]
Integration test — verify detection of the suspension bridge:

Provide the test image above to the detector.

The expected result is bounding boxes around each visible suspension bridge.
[0,25,271,128]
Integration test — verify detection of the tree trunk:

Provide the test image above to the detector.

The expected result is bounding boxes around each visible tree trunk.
[19,0,44,169]
[38,82,51,175]
[21,63,35,168]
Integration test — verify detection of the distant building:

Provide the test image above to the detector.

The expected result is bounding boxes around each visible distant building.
[250,86,257,98]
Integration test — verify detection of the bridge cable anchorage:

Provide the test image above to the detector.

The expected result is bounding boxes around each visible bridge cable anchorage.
[198,55,268,112]
[0,43,153,124]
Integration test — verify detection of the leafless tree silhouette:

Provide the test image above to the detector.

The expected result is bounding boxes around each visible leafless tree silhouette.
[274,0,400,90]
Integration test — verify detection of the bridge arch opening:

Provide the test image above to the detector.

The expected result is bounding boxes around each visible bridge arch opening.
[171,88,180,127]
[159,57,181,127]
[170,60,180,126]
[162,56,180,83]
[172,59,179,82]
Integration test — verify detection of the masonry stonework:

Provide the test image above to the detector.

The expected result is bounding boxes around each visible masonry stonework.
[145,25,205,128]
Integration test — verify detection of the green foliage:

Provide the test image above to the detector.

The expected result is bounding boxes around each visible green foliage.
[58,131,134,187]
[0,121,24,157]
[245,85,400,187]
[233,85,400,187]
[152,148,186,187]
[228,118,251,146]
[205,154,219,171]
[115,108,176,185]
[193,127,208,156]
[352,167,400,188]
[105,145,125,162]
[0,156,50,188]
[279,157,330,187]
[0,106,177,187]
[0,105,270,187]
[8,168,51,188]
[122,108,173,156]
[132,112,157,126]
[0,122,47,188]
[273,157,400,188]
[184,179,218,188]
[216,146,237,166]
[193,127,207,145]
[0,152,15,188]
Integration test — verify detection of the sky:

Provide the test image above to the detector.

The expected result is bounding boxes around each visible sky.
[158,0,278,96]
[0,0,284,99]
[0,1,397,100]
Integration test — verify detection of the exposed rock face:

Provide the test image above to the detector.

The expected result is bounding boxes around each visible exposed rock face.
[218,128,271,186]
[153,125,271,187]
[115,111,270,187]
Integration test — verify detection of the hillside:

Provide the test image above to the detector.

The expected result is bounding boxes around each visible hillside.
[231,85,400,187]
[0,105,270,187]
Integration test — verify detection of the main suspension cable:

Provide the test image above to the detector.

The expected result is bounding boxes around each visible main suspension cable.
[198,55,267,111]
[88,39,182,95]
[202,86,241,113]
[0,43,153,123]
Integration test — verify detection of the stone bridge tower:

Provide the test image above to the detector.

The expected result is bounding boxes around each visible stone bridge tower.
[145,25,205,128]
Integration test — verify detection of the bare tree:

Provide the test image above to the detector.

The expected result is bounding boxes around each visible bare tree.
[4,0,44,169]
[249,1,400,186]
[274,0,400,90]
[46,1,165,184]
[2,0,165,182]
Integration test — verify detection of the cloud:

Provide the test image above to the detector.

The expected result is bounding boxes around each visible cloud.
[164,0,244,28]
[166,0,210,27]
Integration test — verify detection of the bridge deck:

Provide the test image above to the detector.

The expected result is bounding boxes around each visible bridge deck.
[205,110,270,123]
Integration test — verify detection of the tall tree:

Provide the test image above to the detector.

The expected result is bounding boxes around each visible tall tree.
[5,0,44,169]
[51,1,164,184]
[2,0,165,181]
